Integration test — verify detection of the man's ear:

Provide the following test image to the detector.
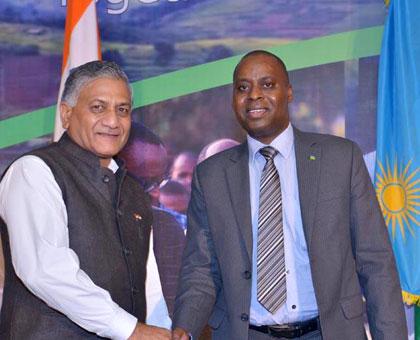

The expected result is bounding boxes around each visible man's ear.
[60,102,72,129]
[287,84,293,103]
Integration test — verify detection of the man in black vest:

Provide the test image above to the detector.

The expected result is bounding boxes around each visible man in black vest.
[0,61,171,339]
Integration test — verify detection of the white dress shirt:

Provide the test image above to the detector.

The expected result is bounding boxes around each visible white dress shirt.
[0,155,171,339]
[248,123,319,325]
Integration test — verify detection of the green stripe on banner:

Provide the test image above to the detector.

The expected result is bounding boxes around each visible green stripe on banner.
[0,107,56,149]
[133,25,384,107]
[0,25,384,149]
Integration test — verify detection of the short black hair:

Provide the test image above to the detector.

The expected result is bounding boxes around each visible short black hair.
[232,50,289,83]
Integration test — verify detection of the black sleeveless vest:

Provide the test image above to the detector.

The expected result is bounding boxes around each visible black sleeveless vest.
[0,134,152,339]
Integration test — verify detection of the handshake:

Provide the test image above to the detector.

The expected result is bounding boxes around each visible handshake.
[128,323,191,340]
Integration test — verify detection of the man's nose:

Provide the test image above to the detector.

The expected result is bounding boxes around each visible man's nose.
[102,109,119,127]
[249,85,263,100]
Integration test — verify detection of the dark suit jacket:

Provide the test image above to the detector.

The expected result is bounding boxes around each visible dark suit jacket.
[152,207,186,317]
[173,128,407,340]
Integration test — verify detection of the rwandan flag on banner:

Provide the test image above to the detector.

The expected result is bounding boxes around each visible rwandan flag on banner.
[375,0,420,308]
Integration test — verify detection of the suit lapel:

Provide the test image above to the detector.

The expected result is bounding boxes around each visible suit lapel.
[294,128,321,249]
[225,143,253,263]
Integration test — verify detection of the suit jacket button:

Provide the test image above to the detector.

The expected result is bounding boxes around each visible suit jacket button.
[242,270,251,279]
[240,313,249,321]
[102,175,110,183]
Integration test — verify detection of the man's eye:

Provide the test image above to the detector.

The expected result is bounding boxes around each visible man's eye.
[118,107,130,115]
[264,82,273,88]
[237,84,248,91]
[91,104,104,112]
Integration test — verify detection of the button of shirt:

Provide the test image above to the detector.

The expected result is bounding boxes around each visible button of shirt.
[247,129,319,325]
[242,270,251,280]
[241,313,249,321]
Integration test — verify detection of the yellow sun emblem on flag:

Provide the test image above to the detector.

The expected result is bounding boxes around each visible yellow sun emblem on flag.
[375,159,420,240]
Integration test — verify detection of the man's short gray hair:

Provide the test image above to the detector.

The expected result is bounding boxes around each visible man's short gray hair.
[61,60,132,107]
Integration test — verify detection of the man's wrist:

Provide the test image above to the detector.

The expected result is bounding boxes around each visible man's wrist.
[105,307,137,340]
[172,326,192,340]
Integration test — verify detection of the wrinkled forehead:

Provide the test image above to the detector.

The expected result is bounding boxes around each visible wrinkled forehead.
[85,75,131,94]
[73,76,132,105]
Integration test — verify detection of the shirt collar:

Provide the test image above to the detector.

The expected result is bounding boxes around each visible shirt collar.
[108,159,119,173]
[247,123,294,162]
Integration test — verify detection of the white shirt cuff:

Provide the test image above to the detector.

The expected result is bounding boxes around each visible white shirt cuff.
[104,307,137,340]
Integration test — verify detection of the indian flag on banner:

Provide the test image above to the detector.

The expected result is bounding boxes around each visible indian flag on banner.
[53,0,101,141]
[374,0,420,337]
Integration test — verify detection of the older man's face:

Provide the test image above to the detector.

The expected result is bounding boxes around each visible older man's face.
[60,77,132,167]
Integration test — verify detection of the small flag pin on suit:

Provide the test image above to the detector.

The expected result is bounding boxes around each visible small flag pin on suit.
[133,213,142,221]
[309,155,316,161]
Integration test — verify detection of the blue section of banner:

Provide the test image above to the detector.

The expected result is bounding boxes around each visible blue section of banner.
[375,0,420,303]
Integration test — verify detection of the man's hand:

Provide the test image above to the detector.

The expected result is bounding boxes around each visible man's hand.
[128,323,171,340]
[172,327,191,340]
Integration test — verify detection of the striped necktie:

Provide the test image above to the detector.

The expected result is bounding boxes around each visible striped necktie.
[257,146,286,313]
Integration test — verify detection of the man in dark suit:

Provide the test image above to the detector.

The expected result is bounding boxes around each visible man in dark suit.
[172,51,407,339]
